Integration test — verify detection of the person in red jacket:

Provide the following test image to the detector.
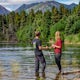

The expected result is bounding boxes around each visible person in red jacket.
[52,31,62,73]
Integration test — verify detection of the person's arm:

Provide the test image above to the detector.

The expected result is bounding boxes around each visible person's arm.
[52,44,61,48]
[52,40,62,49]
[38,46,48,50]
[37,40,48,50]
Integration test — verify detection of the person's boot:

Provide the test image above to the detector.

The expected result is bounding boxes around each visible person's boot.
[35,72,40,80]
[42,72,45,78]
[35,72,39,77]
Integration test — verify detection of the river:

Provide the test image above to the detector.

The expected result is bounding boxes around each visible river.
[0,44,80,80]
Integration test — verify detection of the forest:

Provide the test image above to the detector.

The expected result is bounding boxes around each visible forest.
[0,4,80,45]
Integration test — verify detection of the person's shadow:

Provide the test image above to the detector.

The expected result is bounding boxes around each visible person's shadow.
[54,72,61,80]
[54,72,68,80]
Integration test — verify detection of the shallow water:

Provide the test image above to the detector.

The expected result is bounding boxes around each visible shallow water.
[0,44,80,80]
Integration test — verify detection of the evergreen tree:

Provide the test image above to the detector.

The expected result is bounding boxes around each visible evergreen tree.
[27,9,35,25]
[65,15,79,35]
[15,12,20,31]
[33,10,43,29]
[60,4,69,17]
[0,15,2,32]
[8,11,15,32]
[43,10,51,39]
[20,10,27,27]
[51,6,60,23]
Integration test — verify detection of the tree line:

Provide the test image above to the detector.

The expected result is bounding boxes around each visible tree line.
[0,4,80,44]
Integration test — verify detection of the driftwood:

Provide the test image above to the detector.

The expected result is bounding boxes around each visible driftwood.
[62,70,80,75]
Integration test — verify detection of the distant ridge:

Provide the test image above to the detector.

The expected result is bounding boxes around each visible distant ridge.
[0,1,77,14]
[15,3,39,12]
[0,5,10,15]
[15,1,77,13]
[66,3,77,9]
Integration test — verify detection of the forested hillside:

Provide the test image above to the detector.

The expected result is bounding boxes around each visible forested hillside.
[0,4,80,44]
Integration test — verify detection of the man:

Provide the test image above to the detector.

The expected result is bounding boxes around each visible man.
[32,31,48,78]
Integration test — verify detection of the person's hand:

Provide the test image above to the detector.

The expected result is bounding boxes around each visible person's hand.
[48,46,52,49]
[52,44,55,48]
[46,46,49,50]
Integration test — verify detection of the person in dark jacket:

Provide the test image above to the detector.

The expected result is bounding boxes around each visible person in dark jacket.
[32,31,48,78]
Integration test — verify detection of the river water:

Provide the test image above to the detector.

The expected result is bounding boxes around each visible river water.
[0,44,80,80]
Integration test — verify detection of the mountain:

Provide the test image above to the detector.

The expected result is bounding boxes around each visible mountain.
[26,1,60,12]
[0,5,10,15]
[15,1,77,13]
[66,3,77,9]
[15,3,39,12]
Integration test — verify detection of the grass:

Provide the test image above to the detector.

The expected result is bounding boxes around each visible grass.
[64,33,80,44]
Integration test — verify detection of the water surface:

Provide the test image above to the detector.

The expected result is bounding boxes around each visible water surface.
[0,44,80,80]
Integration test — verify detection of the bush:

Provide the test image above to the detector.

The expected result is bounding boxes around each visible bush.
[65,15,79,35]
[50,17,66,38]
[71,20,80,34]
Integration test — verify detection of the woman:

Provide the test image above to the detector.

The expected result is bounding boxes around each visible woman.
[52,31,62,73]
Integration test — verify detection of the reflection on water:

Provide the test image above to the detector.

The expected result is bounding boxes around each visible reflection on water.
[11,60,20,80]
[0,44,80,80]
[0,61,3,79]
[54,72,64,80]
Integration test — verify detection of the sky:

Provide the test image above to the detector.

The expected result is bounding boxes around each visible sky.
[0,0,80,11]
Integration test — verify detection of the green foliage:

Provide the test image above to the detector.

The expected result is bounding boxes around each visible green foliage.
[65,34,80,43]
[0,3,80,45]
[77,33,80,41]
[16,25,35,43]
[72,3,80,15]
[14,12,20,30]
[43,10,51,39]
[0,15,2,32]
[60,4,70,16]
[71,20,80,34]
[20,10,27,27]
[51,6,61,23]
[65,14,79,35]
[50,17,66,38]
[27,9,35,25]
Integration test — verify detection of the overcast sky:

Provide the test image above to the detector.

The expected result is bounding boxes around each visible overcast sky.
[0,0,80,11]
